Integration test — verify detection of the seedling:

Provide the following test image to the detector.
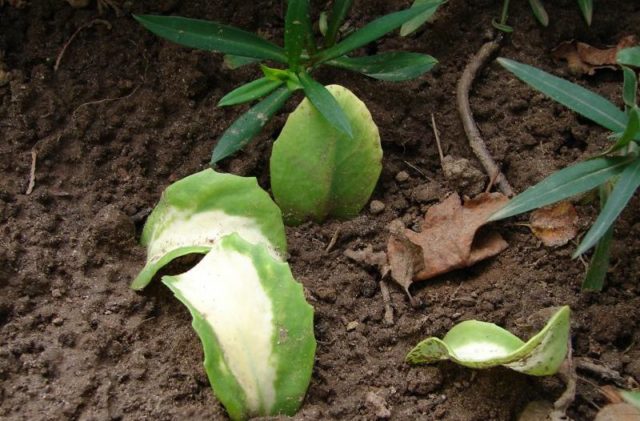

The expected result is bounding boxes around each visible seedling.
[134,0,443,164]
[163,234,316,420]
[270,85,382,225]
[490,48,640,291]
[131,169,287,290]
[493,0,593,32]
[406,306,570,376]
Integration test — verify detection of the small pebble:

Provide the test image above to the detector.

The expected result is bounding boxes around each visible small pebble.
[366,391,391,419]
[52,317,64,326]
[51,289,62,298]
[369,200,386,214]
[346,321,359,331]
[395,171,409,182]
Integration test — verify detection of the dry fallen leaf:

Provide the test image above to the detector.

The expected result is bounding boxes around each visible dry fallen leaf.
[530,201,578,247]
[387,193,508,291]
[553,35,639,75]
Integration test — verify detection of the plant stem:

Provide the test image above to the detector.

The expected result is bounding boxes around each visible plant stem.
[499,0,511,25]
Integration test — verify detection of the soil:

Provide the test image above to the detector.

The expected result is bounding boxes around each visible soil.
[1,1,639,420]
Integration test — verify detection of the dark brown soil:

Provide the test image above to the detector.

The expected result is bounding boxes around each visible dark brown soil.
[1,1,639,420]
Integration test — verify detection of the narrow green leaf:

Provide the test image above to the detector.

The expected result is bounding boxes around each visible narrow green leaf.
[285,0,313,69]
[261,65,292,81]
[489,157,633,221]
[298,72,352,137]
[400,0,443,36]
[133,14,287,63]
[491,19,514,33]
[329,52,437,81]
[582,184,613,291]
[319,11,329,37]
[325,0,354,47]
[219,78,284,107]
[618,47,640,67]
[577,0,593,25]
[574,158,640,256]
[211,86,292,164]
[223,54,261,69]
[313,0,444,64]
[497,58,628,133]
[528,0,549,26]
[603,107,640,155]
[623,66,638,108]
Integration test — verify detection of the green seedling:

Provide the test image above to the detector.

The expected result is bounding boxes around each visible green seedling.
[270,85,382,225]
[134,0,443,164]
[131,169,286,290]
[163,234,316,421]
[490,50,640,291]
[406,306,570,376]
[493,0,593,32]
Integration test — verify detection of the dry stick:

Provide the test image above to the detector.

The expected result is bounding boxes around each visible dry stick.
[379,279,394,326]
[575,357,629,388]
[456,37,515,197]
[430,113,445,170]
[54,19,112,72]
[25,149,36,195]
[550,341,577,421]
[325,228,341,253]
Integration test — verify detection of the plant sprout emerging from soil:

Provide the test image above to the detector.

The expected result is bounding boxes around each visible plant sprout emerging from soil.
[490,48,640,291]
[493,0,593,32]
[270,85,382,225]
[406,306,571,376]
[134,0,444,164]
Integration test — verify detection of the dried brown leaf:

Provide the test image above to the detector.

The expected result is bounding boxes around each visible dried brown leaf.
[388,192,508,284]
[530,201,578,247]
[553,35,639,75]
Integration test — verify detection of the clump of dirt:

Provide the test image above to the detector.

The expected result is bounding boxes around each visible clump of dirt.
[1,1,639,420]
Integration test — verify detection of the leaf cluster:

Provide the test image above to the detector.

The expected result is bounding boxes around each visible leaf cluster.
[491,48,640,291]
[134,0,444,164]
[493,0,593,32]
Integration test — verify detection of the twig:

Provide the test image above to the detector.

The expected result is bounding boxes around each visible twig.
[71,83,142,119]
[430,113,445,169]
[25,149,37,195]
[575,357,628,388]
[403,160,428,179]
[550,341,576,421]
[456,36,514,197]
[325,228,340,253]
[379,280,394,326]
[54,19,112,72]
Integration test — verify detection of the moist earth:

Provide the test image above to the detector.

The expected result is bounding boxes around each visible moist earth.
[1,0,639,420]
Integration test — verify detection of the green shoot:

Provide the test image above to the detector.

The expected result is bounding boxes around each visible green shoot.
[492,55,640,290]
[494,0,593,32]
[135,1,445,164]
[582,183,614,291]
